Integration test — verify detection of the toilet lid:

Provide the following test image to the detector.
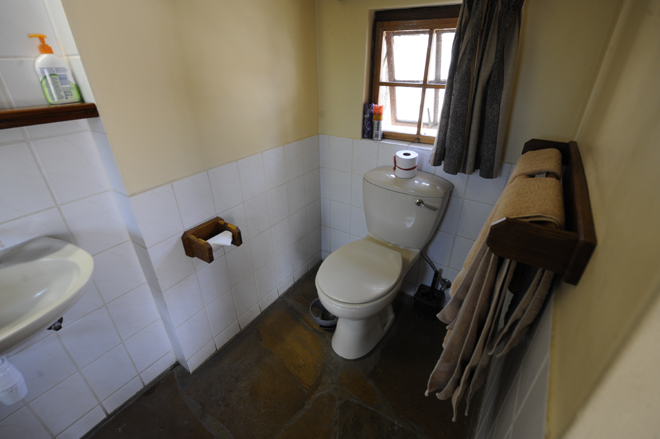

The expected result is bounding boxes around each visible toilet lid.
[317,239,403,304]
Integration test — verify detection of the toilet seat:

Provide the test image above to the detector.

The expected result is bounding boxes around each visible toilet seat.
[316,239,402,305]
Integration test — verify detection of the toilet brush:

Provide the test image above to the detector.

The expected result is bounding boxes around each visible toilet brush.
[412,252,452,321]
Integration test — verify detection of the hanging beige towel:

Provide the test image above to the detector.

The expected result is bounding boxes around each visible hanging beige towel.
[426,167,565,419]
[507,148,562,181]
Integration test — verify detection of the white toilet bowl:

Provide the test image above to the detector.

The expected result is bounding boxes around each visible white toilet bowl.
[315,166,453,360]
[316,236,419,359]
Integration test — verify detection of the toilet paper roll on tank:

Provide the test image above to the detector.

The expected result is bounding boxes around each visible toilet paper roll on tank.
[207,230,234,251]
[393,150,418,178]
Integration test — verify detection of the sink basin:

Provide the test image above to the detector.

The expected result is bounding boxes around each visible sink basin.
[0,237,94,355]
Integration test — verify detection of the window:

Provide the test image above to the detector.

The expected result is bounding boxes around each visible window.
[370,6,460,144]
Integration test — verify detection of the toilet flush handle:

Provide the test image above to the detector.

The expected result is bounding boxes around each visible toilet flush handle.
[415,199,438,212]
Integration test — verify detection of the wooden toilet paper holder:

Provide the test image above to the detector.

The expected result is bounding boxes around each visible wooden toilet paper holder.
[181,217,243,264]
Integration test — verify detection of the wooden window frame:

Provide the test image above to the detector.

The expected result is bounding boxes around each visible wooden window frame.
[370,6,460,145]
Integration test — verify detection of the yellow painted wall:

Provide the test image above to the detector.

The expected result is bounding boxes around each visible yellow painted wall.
[62,0,319,195]
[549,0,660,436]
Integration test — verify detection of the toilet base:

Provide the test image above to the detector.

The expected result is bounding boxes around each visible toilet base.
[331,304,395,360]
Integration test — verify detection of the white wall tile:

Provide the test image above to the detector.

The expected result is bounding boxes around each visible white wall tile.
[9,334,76,402]
[306,199,321,232]
[465,167,509,205]
[101,378,142,415]
[214,321,240,349]
[209,162,243,214]
[31,373,98,435]
[307,228,322,260]
[0,58,49,107]
[196,254,231,305]
[263,146,286,189]
[291,236,308,271]
[331,229,350,252]
[320,167,330,199]
[277,275,294,296]
[107,284,159,340]
[132,242,158,286]
[25,120,87,139]
[377,140,404,167]
[225,243,254,287]
[82,344,137,401]
[457,200,494,240]
[244,193,271,237]
[329,136,352,172]
[512,359,548,439]
[449,236,474,271]
[63,284,103,324]
[0,207,71,248]
[172,172,215,229]
[351,174,363,208]
[303,135,320,173]
[321,226,331,252]
[267,184,289,226]
[57,406,105,439]
[352,139,378,175]
[284,140,305,181]
[206,291,237,337]
[249,229,274,271]
[426,231,454,267]
[176,309,213,360]
[287,175,306,214]
[130,185,183,248]
[294,261,309,281]
[163,274,204,328]
[86,118,105,134]
[275,249,293,285]
[140,351,175,385]
[439,195,463,234]
[330,170,351,204]
[331,201,351,233]
[350,206,368,238]
[0,142,54,223]
[61,192,128,255]
[92,131,125,195]
[0,407,50,439]
[290,207,308,244]
[238,153,266,201]
[255,260,278,300]
[93,241,146,302]
[271,217,292,256]
[147,234,195,291]
[304,168,321,205]
[238,304,260,329]
[232,275,259,317]
[187,340,215,372]
[0,127,24,144]
[124,320,171,372]
[59,307,121,368]
[319,135,330,168]
[0,1,59,56]
[321,197,330,227]
[259,288,278,311]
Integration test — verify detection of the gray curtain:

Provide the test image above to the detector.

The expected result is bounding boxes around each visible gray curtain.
[430,0,524,178]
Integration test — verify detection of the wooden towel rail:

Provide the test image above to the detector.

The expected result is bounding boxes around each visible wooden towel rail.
[486,139,597,285]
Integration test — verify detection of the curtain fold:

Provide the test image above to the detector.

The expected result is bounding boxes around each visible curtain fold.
[430,0,524,178]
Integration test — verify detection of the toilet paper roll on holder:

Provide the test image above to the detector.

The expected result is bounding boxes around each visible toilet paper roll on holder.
[181,216,243,263]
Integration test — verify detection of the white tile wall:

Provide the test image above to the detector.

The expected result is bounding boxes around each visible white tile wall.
[474,297,553,439]
[125,135,323,373]
[319,135,512,296]
[0,3,175,436]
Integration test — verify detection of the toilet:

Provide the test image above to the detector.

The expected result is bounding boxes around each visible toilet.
[316,166,453,359]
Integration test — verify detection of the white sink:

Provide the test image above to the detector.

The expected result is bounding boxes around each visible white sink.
[0,237,94,355]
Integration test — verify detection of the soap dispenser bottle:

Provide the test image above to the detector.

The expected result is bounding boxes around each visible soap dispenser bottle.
[29,34,81,105]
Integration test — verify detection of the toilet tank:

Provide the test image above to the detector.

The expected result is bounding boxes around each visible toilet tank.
[363,167,453,249]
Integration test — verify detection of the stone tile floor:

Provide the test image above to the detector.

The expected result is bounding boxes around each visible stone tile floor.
[86,267,478,439]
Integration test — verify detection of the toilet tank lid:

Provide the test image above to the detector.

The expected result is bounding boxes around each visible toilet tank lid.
[363,167,453,198]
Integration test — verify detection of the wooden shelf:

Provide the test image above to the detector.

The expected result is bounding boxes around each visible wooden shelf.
[0,102,99,130]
